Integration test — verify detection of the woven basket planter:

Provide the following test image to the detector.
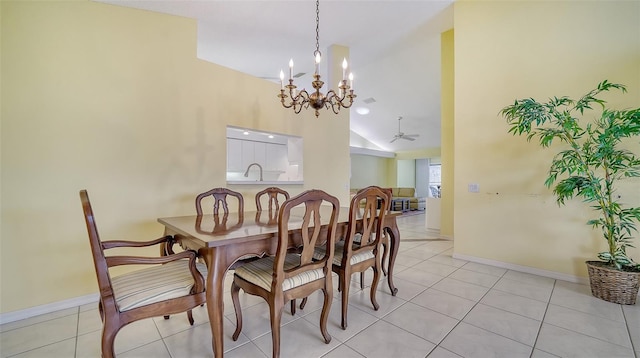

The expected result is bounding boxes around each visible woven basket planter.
[586,261,640,305]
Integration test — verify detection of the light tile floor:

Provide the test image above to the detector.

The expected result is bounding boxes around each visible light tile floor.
[2,213,639,357]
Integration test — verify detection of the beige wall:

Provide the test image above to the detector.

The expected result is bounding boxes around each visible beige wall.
[349,154,392,189]
[454,0,640,277]
[1,1,350,314]
[397,159,416,188]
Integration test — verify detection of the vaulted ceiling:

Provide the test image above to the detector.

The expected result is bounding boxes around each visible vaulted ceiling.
[98,0,454,153]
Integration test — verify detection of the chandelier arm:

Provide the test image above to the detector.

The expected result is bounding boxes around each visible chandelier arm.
[324,91,342,114]
[295,89,310,102]
[279,92,296,109]
[341,93,356,109]
[280,87,310,111]
[293,90,311,114]
[328,102,341,115]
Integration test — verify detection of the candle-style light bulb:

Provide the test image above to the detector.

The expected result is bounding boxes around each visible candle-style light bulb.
[315,53,321,75]
[342,58,348,81]
[288,59,294,80]
[348,72,354,91]
[279,70,284,89]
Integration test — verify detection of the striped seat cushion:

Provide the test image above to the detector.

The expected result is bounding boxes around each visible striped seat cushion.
[313,240,374,267]
[234,254,325,292]
[111,260,207,312]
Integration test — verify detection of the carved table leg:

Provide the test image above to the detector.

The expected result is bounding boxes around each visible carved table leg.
[384,218,400,296]
[200,247,229,358]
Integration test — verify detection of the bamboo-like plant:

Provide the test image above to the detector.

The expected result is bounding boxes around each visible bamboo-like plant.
[501,80,640,271]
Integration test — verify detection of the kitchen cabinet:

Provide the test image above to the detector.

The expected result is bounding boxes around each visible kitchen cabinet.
[229,140,287,173]
[266,144,287,172]
[227,138,243,172]
[254,142,267,169]
[226,126,303,182]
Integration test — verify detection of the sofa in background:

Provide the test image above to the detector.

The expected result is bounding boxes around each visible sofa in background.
[350,187,426,211]
[391,187,426,211]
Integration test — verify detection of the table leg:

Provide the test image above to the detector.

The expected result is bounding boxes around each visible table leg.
[200,247,228,358]
[384,217,400,296]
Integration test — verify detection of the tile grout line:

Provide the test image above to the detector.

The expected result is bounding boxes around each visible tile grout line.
[74,306,80,358]
[528,278,557,357]
[621,305,638,358]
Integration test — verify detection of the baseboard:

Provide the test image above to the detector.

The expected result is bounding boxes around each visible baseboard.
[452,253,589,285]
[0,293,99,325]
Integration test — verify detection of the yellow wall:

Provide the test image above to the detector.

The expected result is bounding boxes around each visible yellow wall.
[350,155,392,189]
[440,29,454,236]
[1,1,350,313]
[454,1,640,277]
[395,148,441,160]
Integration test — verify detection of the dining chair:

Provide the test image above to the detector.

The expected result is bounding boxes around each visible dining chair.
[195,187,244,216]
[79,190,207,358]
[255,187,309,315]
[230,189,340,358]
[195,188,248,269]
[364,186,392,282]
[312,185,388,330]
[255,186,290,212]
[353,186,392,282]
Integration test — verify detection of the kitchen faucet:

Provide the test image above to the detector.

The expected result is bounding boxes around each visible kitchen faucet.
[243,162,263,181]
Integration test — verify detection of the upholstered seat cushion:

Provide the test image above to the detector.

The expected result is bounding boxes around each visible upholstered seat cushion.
[111,260,208,312]
[313,239,374,267]
[234,254,325,292]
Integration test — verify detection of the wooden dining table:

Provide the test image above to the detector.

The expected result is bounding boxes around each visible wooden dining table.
[158,207,401,357]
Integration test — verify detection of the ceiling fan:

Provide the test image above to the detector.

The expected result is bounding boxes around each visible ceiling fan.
[390,116,419,143]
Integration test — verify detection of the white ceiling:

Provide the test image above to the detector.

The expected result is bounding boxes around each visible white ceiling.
[98,0,454,153]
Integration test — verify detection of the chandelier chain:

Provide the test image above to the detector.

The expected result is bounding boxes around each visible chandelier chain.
[314,0,320,57]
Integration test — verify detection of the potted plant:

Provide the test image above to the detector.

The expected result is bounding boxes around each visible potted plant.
[500,80,640,304]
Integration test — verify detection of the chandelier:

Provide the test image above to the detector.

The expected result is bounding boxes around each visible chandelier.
[278,0,356,117]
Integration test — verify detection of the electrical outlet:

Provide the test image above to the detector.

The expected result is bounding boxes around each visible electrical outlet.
[468,183,480,193]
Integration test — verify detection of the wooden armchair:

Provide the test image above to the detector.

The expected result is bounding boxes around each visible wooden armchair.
[195,187,244,215]
[230,190,340,358]
[80,190,206,358]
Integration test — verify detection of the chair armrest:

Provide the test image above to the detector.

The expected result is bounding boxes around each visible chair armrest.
[102,235,173,250]
[106,249,196,267]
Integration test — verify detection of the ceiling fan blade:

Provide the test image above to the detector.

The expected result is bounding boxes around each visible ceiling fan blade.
[390,137,398,143]
[405,134,420,138]
[401,136,416,141]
